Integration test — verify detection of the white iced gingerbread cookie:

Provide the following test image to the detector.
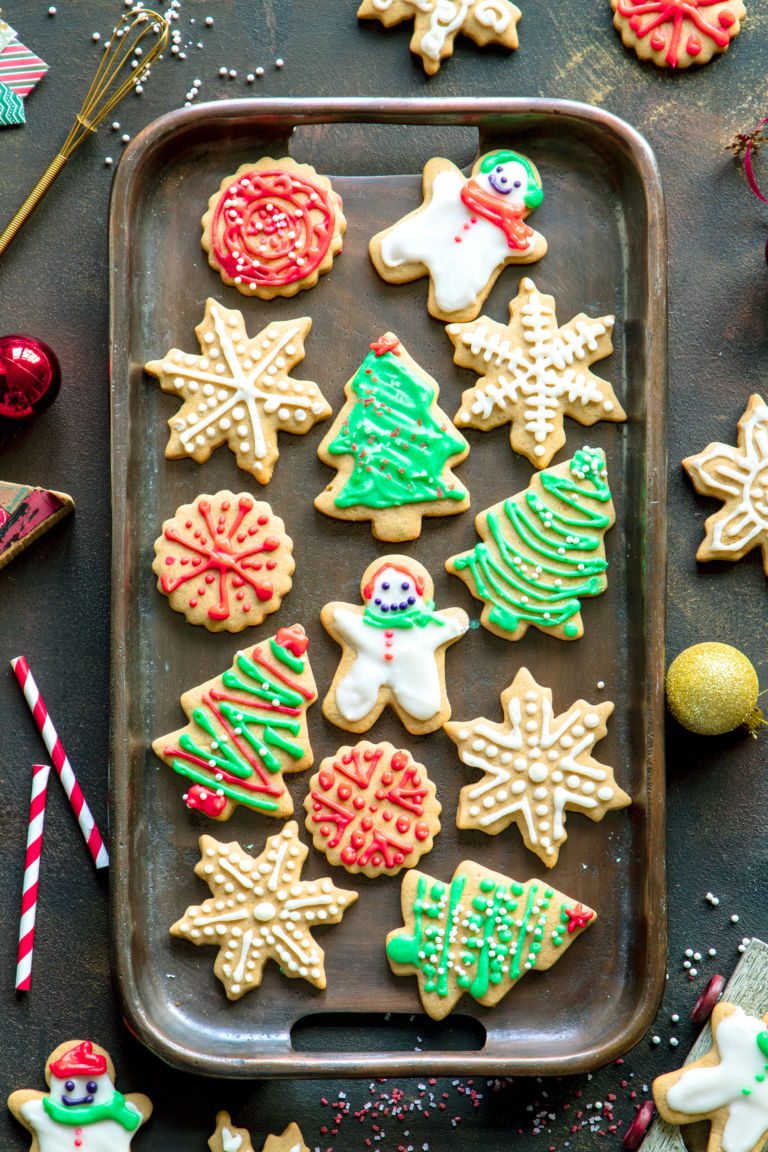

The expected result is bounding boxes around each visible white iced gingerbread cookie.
[8,1040,152,1152]
[369,148,547,323]
[321,555,468,735]
[357,0,522,76]
[654,1003,768,1152]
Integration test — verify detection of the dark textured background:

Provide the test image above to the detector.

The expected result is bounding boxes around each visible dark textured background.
[0,2,766,1149]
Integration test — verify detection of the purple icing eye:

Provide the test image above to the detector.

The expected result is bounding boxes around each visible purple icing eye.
[401,581,410,591]
[382,581,390,590]
[86,1081,98,1093]
[65,1081,75,1092]
[514,180,522,188]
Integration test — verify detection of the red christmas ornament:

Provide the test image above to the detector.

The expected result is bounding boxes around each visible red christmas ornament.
[0,334,61,420]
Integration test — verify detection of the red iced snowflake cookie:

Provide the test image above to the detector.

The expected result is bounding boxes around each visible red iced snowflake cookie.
[304,742,441,877]
[611,0,746,69]
[201,157,346,299]
[152,490,294,633]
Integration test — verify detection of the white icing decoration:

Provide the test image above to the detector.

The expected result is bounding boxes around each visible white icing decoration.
[221,1128,243,1152]
[666,1008,768,1152]
[685,397,768,555]
[379,162,541,316]
[331,564,467,723]
[370,0,511,60]
[450,278,617,455]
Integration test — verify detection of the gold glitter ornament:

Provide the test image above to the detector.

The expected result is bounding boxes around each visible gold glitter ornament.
[665,643,761,736]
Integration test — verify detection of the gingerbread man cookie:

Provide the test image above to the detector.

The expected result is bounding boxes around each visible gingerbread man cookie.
[654,1003,768,1152]
[357,0,522,76]
[209,1112,308,1152]
[8,1040,152,1152]
[321,555,468,735]
[684,394,768,576]
[387,862,595,1020]
[449,278,624,468]
[445,667,630,867]
[315,333,469,542]
[611,0,746,69]
[145,299,331,485]
[370,149,547,323]
[202,158,346,299]
[153,491,294,633]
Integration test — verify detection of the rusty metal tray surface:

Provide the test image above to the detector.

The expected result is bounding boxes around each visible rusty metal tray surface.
[109,97,667,1078]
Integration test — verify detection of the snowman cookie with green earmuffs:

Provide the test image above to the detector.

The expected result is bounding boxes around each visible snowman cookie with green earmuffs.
[369,148,547,323]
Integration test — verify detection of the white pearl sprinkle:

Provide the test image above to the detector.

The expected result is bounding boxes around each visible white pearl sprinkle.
[275,57,284,68]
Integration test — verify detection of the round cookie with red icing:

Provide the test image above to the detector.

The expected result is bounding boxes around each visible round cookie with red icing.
[152,490,294,633]
[611,0,746,69]
[202,157,346,300]
[304,741,441,878]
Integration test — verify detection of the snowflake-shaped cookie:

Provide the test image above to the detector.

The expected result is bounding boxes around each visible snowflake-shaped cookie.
[448,278,624,469]
[152,491,294,632]
[611,0,746,69]
[170,822,358,1000]
[145,298,331,484]
[654,1004,768,1152]
[684,393,768,575]
[445,668,630,866]
[304,742,441,877]
[357,0,522,76]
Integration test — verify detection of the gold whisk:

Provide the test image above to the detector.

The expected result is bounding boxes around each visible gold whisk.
[0,7,169,257]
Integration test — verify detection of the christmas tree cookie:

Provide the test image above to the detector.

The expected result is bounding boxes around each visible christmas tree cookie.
[448,278,625,468]
[145,299,331,484]
[446,446,615,641]
[153,491,294,633]
[683,393,768,575]
[315,333,469,542]
[304,741,441,877]
[445,668,630,867]
[357,0,522,76]
[171,822,358,1000]
[209,1113,308,1152]
[152,624,317,821]
[370,149,547,323]
[0,480,73,572]
[653,1004,768,1152]
[386,862,595,1020]
[322,555,469,735]
[8,1040,152,1152]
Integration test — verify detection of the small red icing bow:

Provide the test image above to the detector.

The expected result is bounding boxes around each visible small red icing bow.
[369,335,401,357]
[276,623,309,657]
[459,180,534,251]
[49,1041,107,1079]
[565,903,594,934]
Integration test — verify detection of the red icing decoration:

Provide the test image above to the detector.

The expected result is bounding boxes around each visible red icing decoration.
[566,903,595,934]
[308,746,434,874]
[49,1041,107,1079]
[459,180,534,250]
[211,168,336,288]
[0,334,61,420]
[160,495,287,624]
[615,0,735,67]
[369,335,401,357]
[185,784,228,818]
[276,622,309,657]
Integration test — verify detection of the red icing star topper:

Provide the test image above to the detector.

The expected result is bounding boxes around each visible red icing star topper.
[369,335,401,357]
[566,903,595,934]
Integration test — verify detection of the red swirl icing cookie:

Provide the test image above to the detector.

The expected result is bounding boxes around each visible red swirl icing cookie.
[202,158,346,299]
[304,741,441,877]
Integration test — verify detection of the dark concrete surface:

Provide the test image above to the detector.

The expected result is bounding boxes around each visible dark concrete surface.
[0,2,767,1149]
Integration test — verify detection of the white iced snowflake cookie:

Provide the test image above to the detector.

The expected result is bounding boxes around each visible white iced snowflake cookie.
[8,1040,152,1152]
[369,149,547,323]
[145,298,331,485]
[449,278,625,468]
[357,0,523,76]
[654,1003,768,1152]
[445,667,630,867]
[321,555,468,735]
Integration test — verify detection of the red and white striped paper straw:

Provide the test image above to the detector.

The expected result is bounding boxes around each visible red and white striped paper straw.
[16,763,50,991]
[11,656,109,869]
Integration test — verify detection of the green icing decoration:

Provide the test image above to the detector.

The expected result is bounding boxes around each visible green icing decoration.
[327,347,467,511]
[756,1031,768,1059]
[451,447,612,638]
[270,636,305,673]
[43,1092,141,1132]
[363,600,445,630]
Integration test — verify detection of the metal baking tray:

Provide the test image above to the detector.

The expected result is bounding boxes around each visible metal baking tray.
[110,97,667,1078]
